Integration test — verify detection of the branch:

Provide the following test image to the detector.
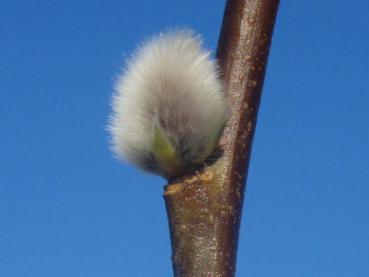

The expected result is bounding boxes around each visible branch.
[164,1,280,276]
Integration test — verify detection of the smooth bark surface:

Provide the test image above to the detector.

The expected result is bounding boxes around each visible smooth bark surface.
[164,1,279,276]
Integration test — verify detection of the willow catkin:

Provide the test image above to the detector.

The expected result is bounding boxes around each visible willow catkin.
[109,29,228,179]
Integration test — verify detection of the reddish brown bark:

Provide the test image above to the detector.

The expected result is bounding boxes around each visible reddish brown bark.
[164,1,280,276]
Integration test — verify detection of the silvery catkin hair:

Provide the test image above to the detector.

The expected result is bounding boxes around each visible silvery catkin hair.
[109,29,228,179]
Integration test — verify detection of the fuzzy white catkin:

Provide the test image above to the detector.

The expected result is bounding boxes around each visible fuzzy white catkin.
[109,29,228,179]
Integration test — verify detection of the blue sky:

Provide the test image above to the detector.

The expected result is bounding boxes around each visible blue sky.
[1,0,369,276]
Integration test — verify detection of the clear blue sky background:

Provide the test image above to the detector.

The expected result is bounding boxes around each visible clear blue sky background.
[1,1,368,276]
